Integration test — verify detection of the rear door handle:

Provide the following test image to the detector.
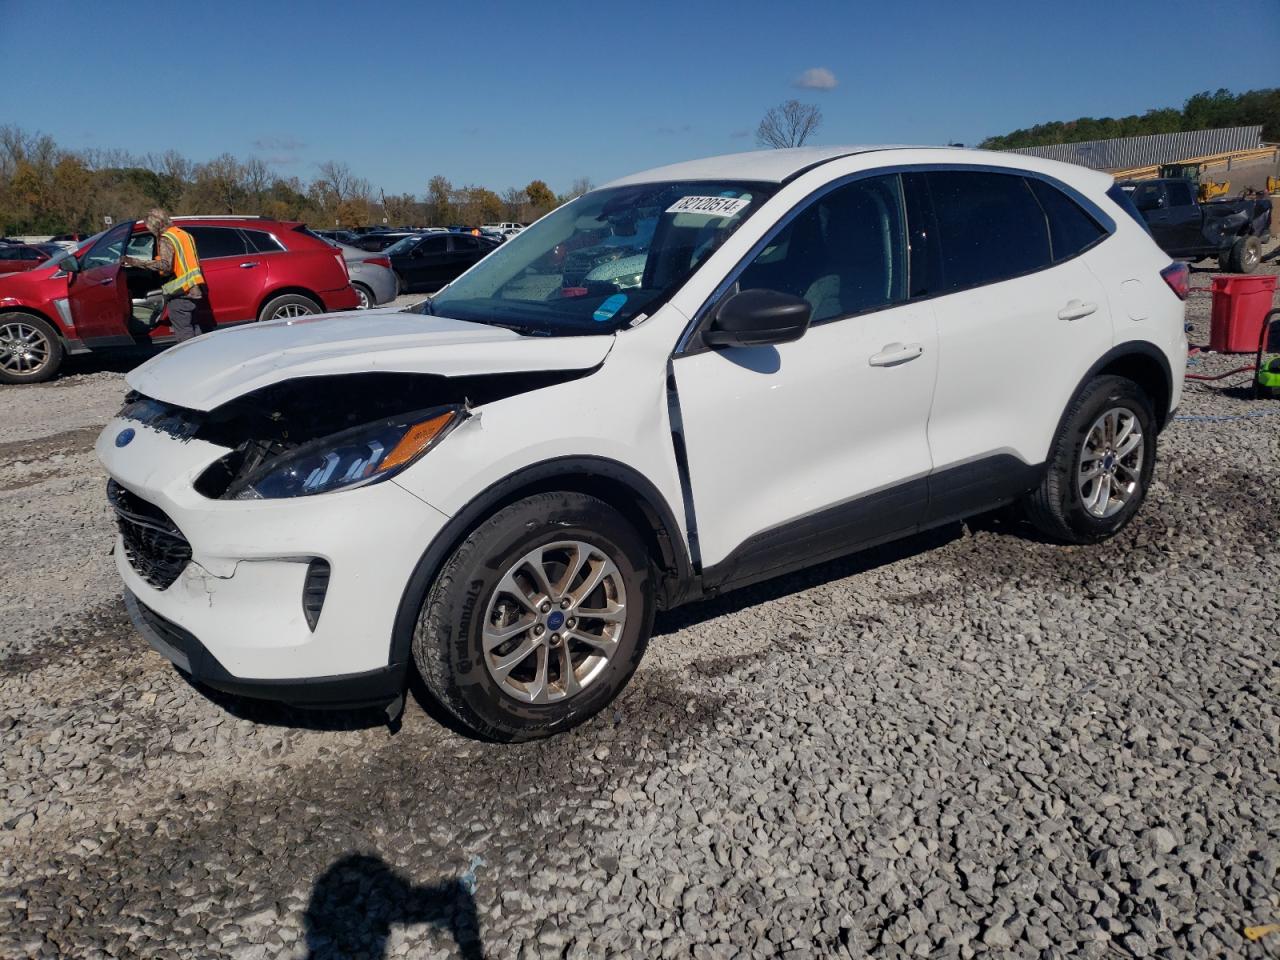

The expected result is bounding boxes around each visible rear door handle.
[1058,299,1098,321]
[239,261,260,269]
[99,277,114,285]
[868,342,924,367]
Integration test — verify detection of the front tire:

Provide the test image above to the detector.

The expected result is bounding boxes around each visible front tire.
[1023,375,1156,544]
[258,293,321,323]
[0,313,63,384]
[413,492,654,741]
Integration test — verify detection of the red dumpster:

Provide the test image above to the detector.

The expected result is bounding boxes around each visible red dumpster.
[1209,274,1278,353]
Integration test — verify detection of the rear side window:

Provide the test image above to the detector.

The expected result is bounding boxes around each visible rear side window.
[736,174,907,322]
[186,227,248,259]
[243,230,285,253]
[1106,184,1152,236]
[914,170,1052,294]
[1026,179,1107,261]
[451,235,480,251]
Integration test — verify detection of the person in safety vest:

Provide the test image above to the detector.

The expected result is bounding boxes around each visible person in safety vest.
[121,208,211,342]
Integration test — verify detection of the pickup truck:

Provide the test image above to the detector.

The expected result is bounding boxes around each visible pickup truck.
[1120,178,1272,272]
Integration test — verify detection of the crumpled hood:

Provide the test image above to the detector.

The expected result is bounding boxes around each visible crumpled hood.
[126,307,614,411]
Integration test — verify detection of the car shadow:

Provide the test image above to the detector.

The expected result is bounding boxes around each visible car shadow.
[179,674,392,732]
[303,853,484,959]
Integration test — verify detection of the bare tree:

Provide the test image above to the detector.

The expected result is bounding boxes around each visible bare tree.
[756,100,823,149]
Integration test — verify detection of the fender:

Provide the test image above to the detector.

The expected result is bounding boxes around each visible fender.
[1058,340,1175,435]
[388,455,694,671]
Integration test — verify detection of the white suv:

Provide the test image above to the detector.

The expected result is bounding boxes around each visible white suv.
[96,146,1188,740]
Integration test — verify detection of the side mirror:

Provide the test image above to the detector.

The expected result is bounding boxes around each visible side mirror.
[59,255,81,278]
[703,288,811,349]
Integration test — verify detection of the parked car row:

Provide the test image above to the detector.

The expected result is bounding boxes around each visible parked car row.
[0,216,359,384]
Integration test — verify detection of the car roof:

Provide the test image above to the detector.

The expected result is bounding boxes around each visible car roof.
[603,145,910,187]
[601,145,1117,193]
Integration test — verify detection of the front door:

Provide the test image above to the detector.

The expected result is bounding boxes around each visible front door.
[673,174,938,584]
[404,235,449,290]
[67,221,133,342]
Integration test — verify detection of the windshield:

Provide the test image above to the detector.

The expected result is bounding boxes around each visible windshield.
[425,180,776,335]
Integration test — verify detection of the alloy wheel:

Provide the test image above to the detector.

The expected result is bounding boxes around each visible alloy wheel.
[0,321,51,376]
[354,286,371,309]
[481,540,627,704]
[1078,406,1144,519]
[270,303,315,321]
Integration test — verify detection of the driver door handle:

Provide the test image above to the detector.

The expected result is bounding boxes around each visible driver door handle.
[239,261,260,269]
[1058,299,1098,321]
[99,277,115,286]
[868,342,924,367]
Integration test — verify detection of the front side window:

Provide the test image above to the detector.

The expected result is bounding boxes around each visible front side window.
[735,175,906,323]
[1027,178,1107,262]
[80,221,133,269]
[186,227,248,260]
[417,236,448,255]
[427,179,776,335]
[126,233,156,259]
[1166,180,1194,207]
[918,170,1052,294]
[1130,182,1163,212]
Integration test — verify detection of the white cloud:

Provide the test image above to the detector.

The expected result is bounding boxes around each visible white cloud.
[794,67,838,91]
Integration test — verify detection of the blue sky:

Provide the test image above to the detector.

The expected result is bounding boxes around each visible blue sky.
[5,0,1275,195]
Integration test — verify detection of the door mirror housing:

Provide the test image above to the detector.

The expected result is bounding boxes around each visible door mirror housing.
[703,288,812,349]
[58,254,81,277]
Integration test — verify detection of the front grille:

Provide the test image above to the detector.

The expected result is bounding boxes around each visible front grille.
[107,480,192,590]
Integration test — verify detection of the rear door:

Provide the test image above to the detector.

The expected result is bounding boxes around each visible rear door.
[67,221,133,341]
[184,226,257,323]
[906,169,1114,519]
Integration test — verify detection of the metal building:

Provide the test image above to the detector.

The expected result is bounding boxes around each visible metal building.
[1005,126,1263,171]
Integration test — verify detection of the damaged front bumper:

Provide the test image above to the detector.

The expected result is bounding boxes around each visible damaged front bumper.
[97,417,450,706]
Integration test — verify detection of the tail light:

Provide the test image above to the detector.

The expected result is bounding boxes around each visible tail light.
[364,256,391,269]
[334,248,350,281]
[1160,262,1190,300]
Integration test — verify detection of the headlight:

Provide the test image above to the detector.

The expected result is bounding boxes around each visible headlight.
[231,407,462,500]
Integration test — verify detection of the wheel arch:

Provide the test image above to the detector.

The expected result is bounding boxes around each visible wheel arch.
[1063,341,1174,435]
[0,304,65,340]
[389,456,695,671]
[256,286,322,321]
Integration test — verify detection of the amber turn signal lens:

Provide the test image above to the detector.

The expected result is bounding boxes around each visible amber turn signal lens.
[376,411,457,474]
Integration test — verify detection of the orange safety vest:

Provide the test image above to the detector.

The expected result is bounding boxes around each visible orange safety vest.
[159,226,205,296]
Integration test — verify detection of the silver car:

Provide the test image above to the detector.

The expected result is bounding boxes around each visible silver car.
[333,242,398,308]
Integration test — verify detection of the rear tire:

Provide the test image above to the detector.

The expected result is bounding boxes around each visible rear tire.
[1227,236,1261,273]
[0,313,63,384]
[352,283,374,310]
[413,492,654,742]
[1022,375,1156,544]
[258,293,321,323]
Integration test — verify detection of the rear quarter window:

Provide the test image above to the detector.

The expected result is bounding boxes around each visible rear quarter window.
[1026,178,1108,261]
[243,230,285,253]
[1106,184,1153,236]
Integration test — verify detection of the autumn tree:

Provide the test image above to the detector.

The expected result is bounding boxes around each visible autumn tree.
[756,100,822,149]
[524,179,555,211]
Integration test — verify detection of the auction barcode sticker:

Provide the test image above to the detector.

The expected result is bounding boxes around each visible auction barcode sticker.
[666,195,751,217]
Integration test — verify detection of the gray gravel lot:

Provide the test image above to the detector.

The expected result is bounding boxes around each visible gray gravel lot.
[1,256,1278,958]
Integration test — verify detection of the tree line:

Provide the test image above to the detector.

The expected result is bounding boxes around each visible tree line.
[979,88,1280,150]
[0,125,593,236]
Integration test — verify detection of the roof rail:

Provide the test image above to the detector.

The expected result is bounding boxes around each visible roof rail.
[171,214,269,221]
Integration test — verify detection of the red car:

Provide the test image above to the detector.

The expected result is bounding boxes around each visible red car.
[0,216,360,384]
[0,243,52,275]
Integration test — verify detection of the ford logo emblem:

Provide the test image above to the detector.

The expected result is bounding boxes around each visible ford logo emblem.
[115,428,136,448]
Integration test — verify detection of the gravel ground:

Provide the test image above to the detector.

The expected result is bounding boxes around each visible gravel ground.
[1,252,1278,959]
